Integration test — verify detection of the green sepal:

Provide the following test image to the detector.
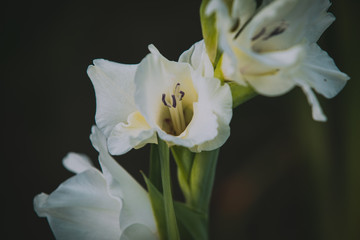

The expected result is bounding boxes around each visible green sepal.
[215,54,257,108]
[189,149,219,213]
[229,82,257,108]
[200,0,219,65]
[171,146,195,203]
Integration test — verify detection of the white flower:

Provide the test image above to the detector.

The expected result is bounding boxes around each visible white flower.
[135,40,232,152]
[207,0,349,121]
[87,59,157,155]
[88,40,232,153]
[34,126,158,240]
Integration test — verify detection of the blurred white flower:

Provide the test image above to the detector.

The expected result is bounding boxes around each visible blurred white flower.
[135,40,232,152]
[207,0,349,121]
[88,40,232,153]
[34,126,158,240]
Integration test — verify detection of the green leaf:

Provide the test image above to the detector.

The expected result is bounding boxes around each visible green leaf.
[200,0,219,65]
[189,149,220,213]
[143,174,208,240]
[142,173,167,240]
[174,202,208,240]
[171,146,195,203]
[158,137,180,240]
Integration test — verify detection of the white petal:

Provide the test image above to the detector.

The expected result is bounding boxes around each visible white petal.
[120,224,158,240]
[245,70,296,97]
[178,40,214,78]
[90,126,157,233]
[62,152,94,174]
[107,111,157,155]
[34,169,122,240]
[87,59,137,137]
[188,76,232,151]
[301,44,349,99]
[296,79,327,121]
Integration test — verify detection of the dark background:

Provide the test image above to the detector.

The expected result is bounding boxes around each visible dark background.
[2,0,359,239]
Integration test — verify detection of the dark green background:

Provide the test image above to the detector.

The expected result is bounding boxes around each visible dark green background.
[2,0,359,239]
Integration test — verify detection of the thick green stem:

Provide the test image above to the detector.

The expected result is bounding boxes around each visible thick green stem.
[150,144,162,192]
[158,137,180,240]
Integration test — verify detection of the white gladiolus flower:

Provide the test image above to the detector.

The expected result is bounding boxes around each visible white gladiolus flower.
[88,40,232,153]
[34,126,158,240]
[207,0,349,121]
[135,40,232,152]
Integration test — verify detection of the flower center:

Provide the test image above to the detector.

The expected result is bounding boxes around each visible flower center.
[161,83,186,135]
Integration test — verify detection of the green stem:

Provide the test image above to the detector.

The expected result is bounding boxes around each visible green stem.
[158,137,180,240]
[149,144,162,192]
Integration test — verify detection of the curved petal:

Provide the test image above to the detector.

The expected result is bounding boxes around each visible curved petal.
[301,44,349,99]
[87,59,137,137]
[62,152,93,174]
[120,224,158,240]
[188,76,232,151]
[90,126,157,234]
[178,40,214,78]
[107,111,157,155]
[297,81,327,121]
[34,169,122,240]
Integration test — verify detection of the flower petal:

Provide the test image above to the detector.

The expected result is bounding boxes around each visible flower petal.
[62,152,93,174]
[120,224,158,240]
[34,169,122,240]
[87,59,137,137]
[178,40,214,78]
[297,82,327,121]
[301,44,349,99]
[187,76,232,151]
[90,126,157,233]
[107,111,157,155]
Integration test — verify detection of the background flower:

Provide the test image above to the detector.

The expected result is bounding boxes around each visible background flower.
[207,0,350,121]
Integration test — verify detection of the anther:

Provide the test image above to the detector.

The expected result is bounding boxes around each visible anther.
[252,27,266,41]
[263,22,287,40]
[171,95,177,108]
[162,94,171,107]
[179,91,185,101]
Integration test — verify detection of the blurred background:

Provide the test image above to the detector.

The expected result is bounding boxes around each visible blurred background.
[2,0,359,239]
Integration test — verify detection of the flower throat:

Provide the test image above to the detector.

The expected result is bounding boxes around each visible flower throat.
[162,83,186,135]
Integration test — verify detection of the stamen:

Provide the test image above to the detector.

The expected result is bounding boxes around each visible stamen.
[162,94,171,107]
[171,95,177,108]
[179,91,185,100]
[251,27,266,41]
[263,22,287,40]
